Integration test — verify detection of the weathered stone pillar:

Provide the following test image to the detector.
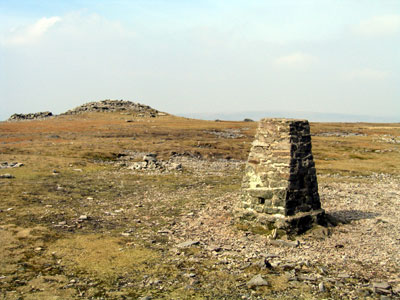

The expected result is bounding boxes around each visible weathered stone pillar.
[239,118,325,234]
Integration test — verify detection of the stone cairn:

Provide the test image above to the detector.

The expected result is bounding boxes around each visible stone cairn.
[7,111,53,121]
[238,118,326,235]
[62,100,161,117]
[127,154,182,172]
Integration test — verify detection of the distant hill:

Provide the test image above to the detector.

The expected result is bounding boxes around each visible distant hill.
[6,100,165,121]
[179,110,399,123]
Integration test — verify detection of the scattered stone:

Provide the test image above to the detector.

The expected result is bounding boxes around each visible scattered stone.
[207,245,222,252]
[309,226,331,238]
[0,174,15,179]
[223,245,233,251]
[47,134,60,139]
[269,228,278,239]
[157,229,172,234]
[373,282,392,294]
[297,274,317,281]
[318,282,325,292]
[263,253,280,259]
[0,162,24,169]
[177,240,200,248]
[280,263,296,270]
[315,131,366,137]
[149,279,162,285]
[393,286,400,294]
[205,129,244,139]
[373,282,391,290]
[78,215,88,221]
[143,153,157,162]
[247,274,269,288]
[357,288,371,297]
[318,266,328,275]
[8,111,53,121]
[127,153,183,172]
[268,239,299,248]
[338,273,350,279]
[167,162,183,171]
[254,258,273,269]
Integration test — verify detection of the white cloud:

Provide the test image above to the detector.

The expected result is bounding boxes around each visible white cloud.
[56,12,135,38]
[274,52,316,67]
[344,68,390,80]
[2,16,61,45]
[354,15,400,37]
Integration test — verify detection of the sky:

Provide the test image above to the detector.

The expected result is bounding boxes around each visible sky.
[0,0,399,121]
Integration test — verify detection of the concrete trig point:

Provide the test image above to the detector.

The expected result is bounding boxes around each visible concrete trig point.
[239,118,326,234]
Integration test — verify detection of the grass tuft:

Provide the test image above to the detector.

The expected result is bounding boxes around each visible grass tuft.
[49,234,159,283]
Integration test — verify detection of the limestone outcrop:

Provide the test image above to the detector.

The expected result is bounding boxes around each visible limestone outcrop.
[7,111,53,121]
[62,100,161,116]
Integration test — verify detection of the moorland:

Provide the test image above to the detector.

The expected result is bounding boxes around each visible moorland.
[0,102,399,299]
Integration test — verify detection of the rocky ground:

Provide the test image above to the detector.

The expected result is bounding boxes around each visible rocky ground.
[0,111,399,299]
[7,112,53,121]
[2,156,396,299]
[62,100,161,117]
[6,100,163,121]
[165,158,400,299]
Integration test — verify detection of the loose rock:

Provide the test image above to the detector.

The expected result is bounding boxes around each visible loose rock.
[247,274,269,288]
[0,162,24,169]
[269,239,299,248]
[254,258,273,269]
[318,282,325,292]
[373,282,391,290]
[0,174,15,179]
[177,240,200,248]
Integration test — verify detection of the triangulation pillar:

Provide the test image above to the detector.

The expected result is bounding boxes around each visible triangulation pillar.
[239,118,326,234]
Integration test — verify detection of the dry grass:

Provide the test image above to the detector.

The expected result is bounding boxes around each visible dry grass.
[310,122,400,176]
[49,234,160,283]
[0,113,399,299]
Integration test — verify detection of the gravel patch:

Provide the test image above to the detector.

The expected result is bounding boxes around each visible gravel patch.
[170,162,400,296]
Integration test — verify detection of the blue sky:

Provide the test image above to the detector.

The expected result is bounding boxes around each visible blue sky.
[1,0,399,121]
